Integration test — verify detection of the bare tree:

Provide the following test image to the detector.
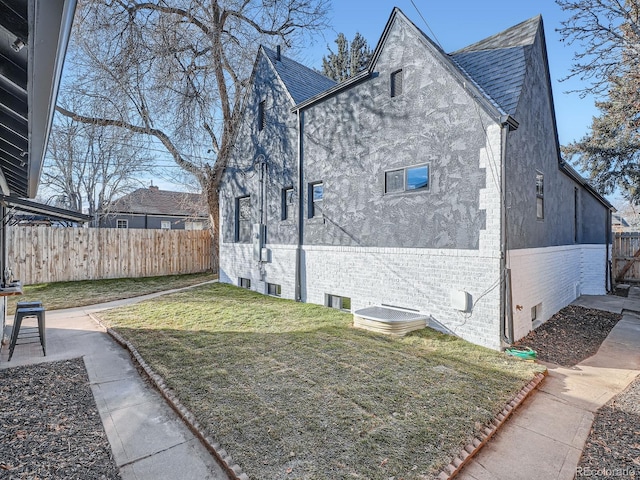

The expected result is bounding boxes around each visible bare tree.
[58,0,330,267]
[557,0,640,96]
[558,0,640,201]
[44,96,154,218]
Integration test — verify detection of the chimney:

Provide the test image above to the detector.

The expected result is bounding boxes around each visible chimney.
[276,45,281,61]
[149,185,159,192]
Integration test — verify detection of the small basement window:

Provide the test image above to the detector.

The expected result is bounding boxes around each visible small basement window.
[267,283,281,297]
[385,164,429,194]
[326,294,351,312]
[239,277,251,289]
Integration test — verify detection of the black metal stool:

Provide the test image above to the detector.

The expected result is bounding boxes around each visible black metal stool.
[8,306,46,361]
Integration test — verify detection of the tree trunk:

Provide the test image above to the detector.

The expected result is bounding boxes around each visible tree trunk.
[206,181,220,273]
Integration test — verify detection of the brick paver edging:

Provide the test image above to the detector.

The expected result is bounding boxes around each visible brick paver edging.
[436,370,548,479]
[89,313,248,480]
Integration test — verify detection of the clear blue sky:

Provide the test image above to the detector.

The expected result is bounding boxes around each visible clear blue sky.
[298,0,598,147]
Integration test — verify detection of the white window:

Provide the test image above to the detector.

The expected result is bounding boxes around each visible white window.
[185,221,204,231]
[267,283,281,297]
[326,294,351,312]
[236,196,251,243]
[309,182,323,218]
[536,171,544,220]
[161,221,171,230]
[282,187,295,221]
[116,219,128,229]
[385,164,429,194]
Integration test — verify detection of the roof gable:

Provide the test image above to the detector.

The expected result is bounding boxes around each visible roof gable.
[451,16,542,116]
[261,46,336,104]
[366,8,507,122]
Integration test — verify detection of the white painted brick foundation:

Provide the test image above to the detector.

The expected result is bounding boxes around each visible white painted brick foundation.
[221,242,503,349]
[508,244,607,341]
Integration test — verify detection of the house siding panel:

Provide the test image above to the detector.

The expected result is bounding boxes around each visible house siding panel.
[505,29,608,249]
[220,53,299,246]
[302,16,493,250]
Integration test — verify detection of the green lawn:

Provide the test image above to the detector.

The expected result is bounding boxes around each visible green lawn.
[7,272,217,315]
[98,283,544,480]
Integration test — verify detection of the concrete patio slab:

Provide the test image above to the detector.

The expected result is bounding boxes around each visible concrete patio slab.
[0,286,229,480]
[119,439,226,480]
[457,291,640,480]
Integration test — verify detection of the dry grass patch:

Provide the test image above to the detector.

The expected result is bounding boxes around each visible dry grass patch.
[98,283,544,480]
[7,272,217,314]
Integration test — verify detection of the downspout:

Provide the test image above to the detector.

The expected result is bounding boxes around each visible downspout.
[606,208,612,292]
[0,205,5,343]
[500,115,517,346]
[295,110,304,302]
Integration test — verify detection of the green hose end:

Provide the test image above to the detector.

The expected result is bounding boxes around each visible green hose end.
[505,347,537,360]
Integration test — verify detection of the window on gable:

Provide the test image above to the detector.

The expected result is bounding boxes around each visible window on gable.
[309,182,323,218]
[235,195,251,242]
[282,187,295,221]
[536,171,544,220]
[258,100,266,131]
[384,164,429,194]
[116,219,128,229]
[391,69,403,97]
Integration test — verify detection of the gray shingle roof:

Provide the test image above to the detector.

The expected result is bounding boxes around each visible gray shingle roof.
[108,187,207,217]
[450,16,541,115]
[262,46,336,104]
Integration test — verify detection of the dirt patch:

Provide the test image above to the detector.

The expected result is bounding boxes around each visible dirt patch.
[515,305,622,367]
[577,374,640,478]
[0,358,121,479]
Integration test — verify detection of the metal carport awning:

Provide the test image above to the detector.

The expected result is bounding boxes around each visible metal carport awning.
[0,195,91,223]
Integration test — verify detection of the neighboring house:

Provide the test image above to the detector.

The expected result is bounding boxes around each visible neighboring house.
[219,8,613,350]
[612,213,631,233]
[97,186,208,230]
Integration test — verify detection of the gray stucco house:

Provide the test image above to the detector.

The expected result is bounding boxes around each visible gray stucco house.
[219,8,612,349]
[98,186,207,230]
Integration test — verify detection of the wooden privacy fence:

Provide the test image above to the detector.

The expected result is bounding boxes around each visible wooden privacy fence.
[7,226,213,285]
[612,232,640,283]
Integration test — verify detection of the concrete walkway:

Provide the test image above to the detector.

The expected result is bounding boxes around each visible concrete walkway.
[1,282,229,480]
[457,288,640,480]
